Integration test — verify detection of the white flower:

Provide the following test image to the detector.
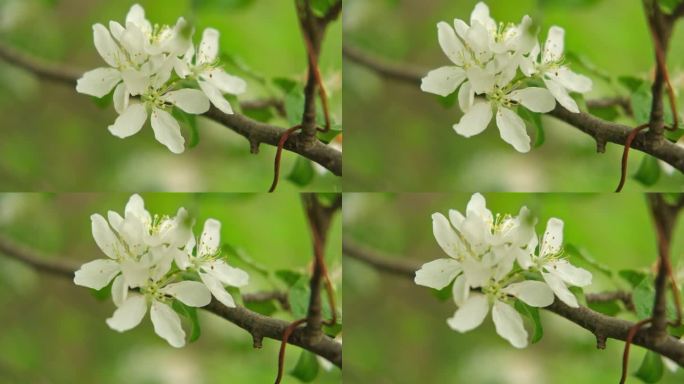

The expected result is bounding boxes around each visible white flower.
[522,218,592,308]
[176,219,249,308]
[174,28,247,114]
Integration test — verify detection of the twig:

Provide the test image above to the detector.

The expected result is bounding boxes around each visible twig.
[268,125,303,193]
[615,123,650,193]
[274,318,308,384]
[0,234,342,366]
[619,318,654,384]
[343,237,422,279]
[343,43,424,84]
[586,97,633,117]
[586,291,635,312]
[0,42,341,176]
[242,290,290,310]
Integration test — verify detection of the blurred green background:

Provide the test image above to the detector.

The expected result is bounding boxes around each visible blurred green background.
[0,193,341,383]
[344,193,684,384]
[344,0,684,192]
[0,0,341,192]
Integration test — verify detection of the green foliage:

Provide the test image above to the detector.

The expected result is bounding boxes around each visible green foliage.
[244,299,278,316]
[317,123,343,144]
[633,155,662,187]
[619,269,649,288]
[290,350,320,382]
[539,0,604,8]
[90,281,112,301]
[275,269,305,287]
[565,243,613,277]
[288,275,333,319]
[192,0,256,11]
[587,299,622,316]
[588,104,620,122]
[634,351,665,383]
[287,157,315,187]
[172,300,201,343]
[310,0,339,17]
[515,300,544,344]
[658,0,684,13]
[432,281,454,301]
[518,107,545,148]
[91,92,113,109]
[172,108,200,148]
[632,277,679,321]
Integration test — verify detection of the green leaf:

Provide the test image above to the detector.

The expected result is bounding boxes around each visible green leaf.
[284,90,306,127]
[290,350,320,382]
[310,0,338,17]
[172,300,201,343]
[587,300,622,316]
[275,270,305,287]
[659,0,684,13]
[288,276,333,319]
[665,128,684,143]
[91,92,113,109]
[633,155,661,187]
[244,300,278,316]
[437,92,458,109]
[618,76,647,93]
[633,277,655,320]
[173,108,200,148]
[287,157,315,187]
[634,351,664,383]
[631,83,652,124]
[518,107,545,148]
[242,105,275,123]
[619,269,648,288]
[565,243,613,277]
[588,105,620,121]
[273,77,300,94]
[90,281,112,301]
[432,281,454,302]
[317,123,343,144]
[515,300,544,344]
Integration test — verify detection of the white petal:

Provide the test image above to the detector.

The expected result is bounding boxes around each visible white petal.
[112,83,129,114]
[198,28,219,65]
[106,294,147,332]
[542,26,565,64]
[552,66,592,93]
[107,211,124,233]
[151,108,185,154]
[200,272,236,308]
[111,274,128,307]
[199,80,234,114]
[91,213,120,259]
[75,67,121,97]
[150,301,186,348]
[503,280,554,307]
[465,66,495,94]
[198,219,221,256]
[119,259,149,288]
[457,81,474,112]
[432,212,465,258]
[547,260,592,287]
[452,274,469,306]
[203,68,247,95]
[466,192,492,222]
[120,23,147,65]
[492,300,528,348]
[125,193,149,222]
[414,258,461,289]
[544,77,579,113]
[174,249,191,270]
[107,103,147,139]
[161,89,210,114]
[496,106,530,153]
[453,101,492,138]
[470,2,496,32]
[92,23,121,67]
[126,4,151,33]
[448,209,465,231]
[109,21,125,41]
[508,87,556,113]
[120,68,149,96]
[447,293,489,332]
[437,21,465,65]
[540,218,563,257]
[204,259,249,287]
[542,271,579,307]
[174,57,191,79]
[73,259,120,289]
[420,66,465,97]
[516,248,534,270]
[161,281,211,307]
[460,256,492,288]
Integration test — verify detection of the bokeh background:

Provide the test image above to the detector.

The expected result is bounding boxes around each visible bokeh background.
[0,0,341,192]
[344,0,684,192]
[344,193,684,383]
[0,193,342,383]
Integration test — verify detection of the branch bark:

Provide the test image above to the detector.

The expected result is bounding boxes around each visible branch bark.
[0,234,341,367]
[0,43,341,176]
[343,43,684,173]
[342,237,684,367]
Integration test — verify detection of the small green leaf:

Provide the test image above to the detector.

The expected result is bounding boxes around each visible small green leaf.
[587,300,622,316]
[634,351,664,383]
[244,300,278,316]
[275,270,304,287]
[290,350,320,382]
[432,281,454,302]
[287,157,315,187]
[518,107,544,148]
[172,300,201,343]
[659,0,684,13]
[317,123,342,144]
[565,243,613,277]
[515,300,544,344]
[273,77,300,94]
[437,92,458,109]
[633,155,661,187]
[588,105,620,121]
[242,105,275,123]
[310,0,338,17]
[284,90,306,127]
[288,276,333,319]
[633,277,655,320]
[91,92,113,109]
[90,281,112,301]
[618,76,646,92]
[173,108,200,148]
[631,83,652,124]
[619,269,648,288]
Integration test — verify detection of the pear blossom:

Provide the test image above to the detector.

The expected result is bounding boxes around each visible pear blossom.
[75,4,246,153]
[415,193,592,348]
[176,219,249,308]
[74,194,250,347]
[421,2,592,152]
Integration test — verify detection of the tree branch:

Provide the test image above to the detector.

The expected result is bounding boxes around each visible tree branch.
[0,234,341,367]
[342,237,684,367]
[0,43,341,176]
[342,43,684,173]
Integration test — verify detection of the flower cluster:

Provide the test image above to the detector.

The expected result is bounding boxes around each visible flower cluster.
[414,193,592,348]
[420,2,592,152]
[74,194,249,348]
[76,4,246,153]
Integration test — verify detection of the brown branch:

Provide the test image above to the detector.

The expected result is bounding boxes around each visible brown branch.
[0,43,341,176]
[240,98,286,117]
[586,291,635,312]
[615,123,651,192]
[343,238,419,279]
[343,43,684,174]
[342,237,684,368]
[586,97,633,117]
[0,234,341,366]
[242,290,290,310]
